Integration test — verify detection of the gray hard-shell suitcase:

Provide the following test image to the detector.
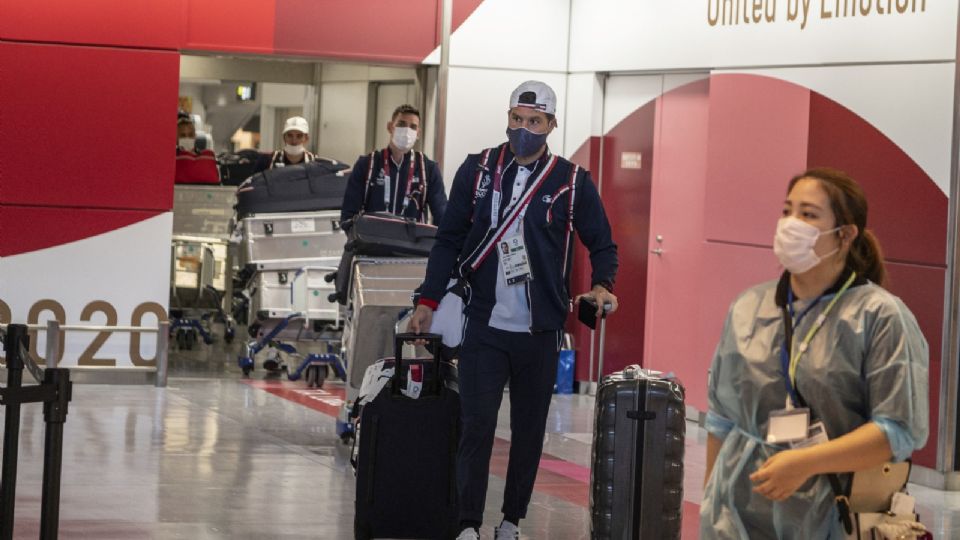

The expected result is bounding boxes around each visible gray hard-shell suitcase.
[588,314,686,540]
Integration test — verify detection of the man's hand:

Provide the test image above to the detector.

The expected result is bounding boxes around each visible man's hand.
[407,304,434,335]
[575,284,619,318]
[749,449,814,501]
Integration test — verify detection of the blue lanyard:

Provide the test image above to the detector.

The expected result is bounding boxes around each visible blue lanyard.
[780,272,857,408]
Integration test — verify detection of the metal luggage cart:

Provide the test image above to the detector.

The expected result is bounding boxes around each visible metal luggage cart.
[334,257,427,441]
[170,235,236,349]
[237,313,346,387]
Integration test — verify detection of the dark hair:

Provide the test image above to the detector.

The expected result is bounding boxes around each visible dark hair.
[392,104,420,121]
[788,167,887,287]
[177,110,192,126]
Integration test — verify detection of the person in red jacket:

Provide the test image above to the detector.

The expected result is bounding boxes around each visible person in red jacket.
[175,111,220,184]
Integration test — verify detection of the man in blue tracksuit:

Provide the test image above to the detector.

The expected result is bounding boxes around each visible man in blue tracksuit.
[409,81,619,540]
[339,104,447,230]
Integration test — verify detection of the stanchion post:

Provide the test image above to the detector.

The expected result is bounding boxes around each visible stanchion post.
[39,368,70,540]
[0,324,27,540]
[155,321,169,388]
[45,320,60,369]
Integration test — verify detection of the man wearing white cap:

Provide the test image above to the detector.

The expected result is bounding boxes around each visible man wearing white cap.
[254,115,318,172]
[409,81,619,540]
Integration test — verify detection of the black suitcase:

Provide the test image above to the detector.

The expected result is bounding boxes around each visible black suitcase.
[329,212,438,305]
[585,304,686,540]
[345,212,437,257]
[236,159,350,218]
[353,333,460,540]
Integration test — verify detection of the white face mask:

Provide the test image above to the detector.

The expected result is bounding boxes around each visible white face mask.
[178,137,196,150]
[773,217,841,274]
[391,126,418,152]
[284,144,305,156]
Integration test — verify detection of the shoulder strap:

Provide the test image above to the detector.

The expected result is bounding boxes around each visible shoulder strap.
[361,150,378,212]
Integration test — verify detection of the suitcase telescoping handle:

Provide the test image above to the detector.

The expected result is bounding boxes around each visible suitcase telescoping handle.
[577,297,612,393]
[393,332,443,397]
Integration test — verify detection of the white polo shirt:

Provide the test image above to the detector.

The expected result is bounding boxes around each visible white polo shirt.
[489,164,534,333]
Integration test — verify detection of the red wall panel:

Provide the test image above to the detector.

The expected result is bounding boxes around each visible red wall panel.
[0,42,177,212]
[274,0,438,62]
[184,0,276,54]
[885,263,944,468]
[593,101,657,377]
[807,94,947,267]
[0,0,182,50]
[704,75,810,247]
[0,206,163,258]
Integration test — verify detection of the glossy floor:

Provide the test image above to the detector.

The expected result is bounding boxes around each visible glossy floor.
[0,341,956,539]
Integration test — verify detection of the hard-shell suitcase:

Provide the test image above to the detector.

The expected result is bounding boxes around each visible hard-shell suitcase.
[249,258,339,321]
[241,211,344,264]
[587,306,686,540]
[345,212,437,257]
[353,333,460,540]
[236,159,349,219]
[341,257,427,398]
[172,185,237,240]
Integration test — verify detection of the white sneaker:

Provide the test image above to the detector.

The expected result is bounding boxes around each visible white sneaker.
[456,527,480,540]
[494,520,520,539]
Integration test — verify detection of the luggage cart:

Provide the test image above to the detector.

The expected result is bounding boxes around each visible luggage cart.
[334,257,427,441]
[237,312,346,385]
[170,235,236,349]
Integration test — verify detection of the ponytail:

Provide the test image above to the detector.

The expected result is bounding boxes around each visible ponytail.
[851,229,886,287]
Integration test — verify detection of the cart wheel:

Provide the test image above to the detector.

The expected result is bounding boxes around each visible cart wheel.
[263,358,280,372]
[185,329,195,350]
[241,365,252,377]
[224,333,234,344]
[339,430,355,444]
[308,365,329,388]
[175,329,187,350]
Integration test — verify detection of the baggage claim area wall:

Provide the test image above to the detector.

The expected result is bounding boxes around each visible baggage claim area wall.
[1,0,959,536]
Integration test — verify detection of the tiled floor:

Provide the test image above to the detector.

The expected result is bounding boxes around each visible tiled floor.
[0,336,957,539]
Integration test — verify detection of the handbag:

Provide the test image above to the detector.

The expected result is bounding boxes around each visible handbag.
[829,452,922,539]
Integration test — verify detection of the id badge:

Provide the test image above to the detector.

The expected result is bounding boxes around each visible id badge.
[766,407,810,444]
[789,421,829,449]
[499,234,532,285]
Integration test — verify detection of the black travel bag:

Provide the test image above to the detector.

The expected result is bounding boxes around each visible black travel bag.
[329,212,438,305]
[218,149,264,186]
[353,333,460,540]
[585,300,686,540]
[236,160,349,219]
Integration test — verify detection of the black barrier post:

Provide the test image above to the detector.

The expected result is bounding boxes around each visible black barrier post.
[39,368,70,540]
[0,324,27,540]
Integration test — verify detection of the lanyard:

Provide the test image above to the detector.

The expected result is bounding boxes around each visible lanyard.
[489,147,517,229]
[382,148,416,214]
[780,271,857,407]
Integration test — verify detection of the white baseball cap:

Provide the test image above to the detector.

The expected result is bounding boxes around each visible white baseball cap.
[282,116,309,135]
[509,81,557,115]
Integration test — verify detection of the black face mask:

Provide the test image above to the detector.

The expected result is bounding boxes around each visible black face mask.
[506,126,548,159]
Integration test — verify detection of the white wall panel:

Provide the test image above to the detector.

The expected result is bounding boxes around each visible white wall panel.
[722,63,954,194]
[563,72,600,158]
[318,81,369,163]
[0,214,172,367]
[442,67,566,187]
[423,0,571,72]
[569,0,956,72]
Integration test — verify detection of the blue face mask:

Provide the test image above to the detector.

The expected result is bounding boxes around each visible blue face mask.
[506,126,548,159]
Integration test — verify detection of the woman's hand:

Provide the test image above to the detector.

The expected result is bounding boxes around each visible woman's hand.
[749,449,814,501]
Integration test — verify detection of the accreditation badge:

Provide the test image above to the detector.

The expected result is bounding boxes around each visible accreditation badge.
[498,234,532,285]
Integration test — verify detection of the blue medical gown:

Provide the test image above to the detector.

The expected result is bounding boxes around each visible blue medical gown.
[699,280,929,539]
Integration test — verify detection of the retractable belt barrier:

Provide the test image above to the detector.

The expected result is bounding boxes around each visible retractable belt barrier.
[0,323,73,540]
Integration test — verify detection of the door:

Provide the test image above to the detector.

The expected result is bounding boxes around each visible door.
[641,74,711,409]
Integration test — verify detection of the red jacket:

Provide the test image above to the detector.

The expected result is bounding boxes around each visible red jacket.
[175,148,220,184]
